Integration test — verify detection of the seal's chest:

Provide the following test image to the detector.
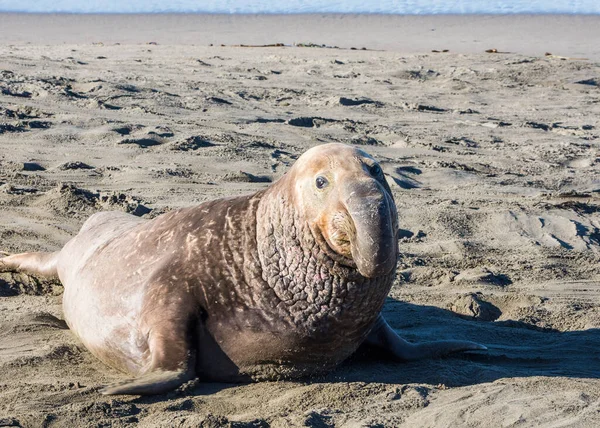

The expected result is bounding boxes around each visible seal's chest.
[198,319,365,382]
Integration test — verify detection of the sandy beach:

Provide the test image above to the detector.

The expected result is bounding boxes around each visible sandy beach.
[1,13,599,427]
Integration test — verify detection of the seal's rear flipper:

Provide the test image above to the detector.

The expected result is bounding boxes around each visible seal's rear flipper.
[365,314,487,361]
[0,251,59,278]
[100,368,195,395]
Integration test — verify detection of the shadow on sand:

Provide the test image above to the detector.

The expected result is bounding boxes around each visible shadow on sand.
[331,297,600,387]
[135,296,600,404]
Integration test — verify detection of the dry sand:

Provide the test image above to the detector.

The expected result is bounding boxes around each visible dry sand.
[1,13,600,427]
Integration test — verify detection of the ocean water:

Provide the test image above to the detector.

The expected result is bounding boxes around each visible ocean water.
[0,0,599,14]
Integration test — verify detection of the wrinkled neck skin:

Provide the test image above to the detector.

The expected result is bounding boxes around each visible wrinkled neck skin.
[254,174,396,355]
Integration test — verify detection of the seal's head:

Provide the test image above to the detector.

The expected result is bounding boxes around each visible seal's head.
[288,143,398,278]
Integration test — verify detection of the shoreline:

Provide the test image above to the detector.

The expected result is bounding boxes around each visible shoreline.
[1,13,599,59]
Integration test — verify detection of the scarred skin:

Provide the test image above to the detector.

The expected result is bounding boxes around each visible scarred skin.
[0,143,485,395]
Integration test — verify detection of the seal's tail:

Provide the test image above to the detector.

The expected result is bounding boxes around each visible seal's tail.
[0,251,60,278]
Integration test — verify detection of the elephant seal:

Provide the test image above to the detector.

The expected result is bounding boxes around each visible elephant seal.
[1,143,485,395]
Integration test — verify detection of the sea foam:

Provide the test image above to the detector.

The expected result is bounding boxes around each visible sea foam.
[0,0,599,14]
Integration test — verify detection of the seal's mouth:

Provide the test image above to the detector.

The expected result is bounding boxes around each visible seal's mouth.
[312,222,357,269]
[326,211,355,257]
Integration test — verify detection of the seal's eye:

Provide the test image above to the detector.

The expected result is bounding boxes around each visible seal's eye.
[370,164,382,177]
[315,176,329,189]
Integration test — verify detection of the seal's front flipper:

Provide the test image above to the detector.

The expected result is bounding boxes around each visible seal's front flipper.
[100,368,195,395]
[364,314,487,361]
[101,292,198,395]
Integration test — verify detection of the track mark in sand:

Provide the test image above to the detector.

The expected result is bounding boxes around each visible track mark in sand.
[575,78,600,87]
[0,87,32,98]
[222,171,272,183]
[33,184,152,218]
[207,96,232,105]
[58,161,95,171]
[169,136,216,151]
[0,273,62,297]
[524,121,552,131]
[248,117,286,124]
[0,106,53,119]
[520,280,600,304]
[386,167,421,190]
[339,96,381,107]
[401,103,447,113]
[349,135,384,146]
[0,124,26,134]
[118,137,163,148]
[25,313,69,330]
[0,120,51,134]
[393,69,440,80]
[445,136,478,148]
[270,148,299,172]
[450,293,503,321]
[287,116,329,127]
[287,116,364,128]
[22,162,46,172]
[112,124,145,136]
[452,267,513,287]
